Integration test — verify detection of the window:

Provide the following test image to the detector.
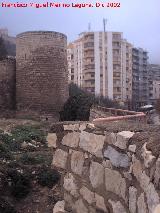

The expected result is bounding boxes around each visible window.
[91,80,95,85]
[113,34,121,39]
[84,42,94,48]
[117,87,121,92]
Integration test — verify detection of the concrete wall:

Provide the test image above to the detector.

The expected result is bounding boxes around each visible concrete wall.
[0,58,16,110]
[50,122,160,213]
[16,31,68,118]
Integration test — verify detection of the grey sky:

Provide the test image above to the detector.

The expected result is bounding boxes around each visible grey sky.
[0,0,160,63]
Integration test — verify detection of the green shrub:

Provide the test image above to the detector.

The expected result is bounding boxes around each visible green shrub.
[60,83,121,121]
[19,153,45,165]
[0,125,46,152]
[37,167,60,188]
[11,125,46,144]
[0,142,12,160]
[60,83,93,121]
[7,169,31,199]
[0,133,20,151]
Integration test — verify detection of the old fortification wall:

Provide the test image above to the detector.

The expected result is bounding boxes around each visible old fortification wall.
[48,122,160,213]
[16,31,68,118]
[0,58,16,110]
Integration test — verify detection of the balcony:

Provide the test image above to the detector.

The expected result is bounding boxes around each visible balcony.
[84,53,94,58]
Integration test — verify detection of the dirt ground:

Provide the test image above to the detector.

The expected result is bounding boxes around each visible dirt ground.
[0,118,62,213]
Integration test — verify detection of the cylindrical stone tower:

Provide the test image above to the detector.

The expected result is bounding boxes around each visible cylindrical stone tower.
[16,31,68,118]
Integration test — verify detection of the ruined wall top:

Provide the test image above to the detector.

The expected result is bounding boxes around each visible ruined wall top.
[17,31,67,39]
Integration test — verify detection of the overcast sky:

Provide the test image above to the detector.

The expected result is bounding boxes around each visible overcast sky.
[0,0,160,63]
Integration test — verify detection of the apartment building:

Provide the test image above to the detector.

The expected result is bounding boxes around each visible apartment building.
[132,48,149,109]
[148,64,160,105]
[67,31,133,104]
[67,35,84,88]
[152,81,160,100]
[121,40,133,103]
[67,43,74,82]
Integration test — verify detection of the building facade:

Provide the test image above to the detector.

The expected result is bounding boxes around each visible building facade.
[68,31,133,104]
[67,43,74,83]
[132,48,149,109]
[68,34,84,88]
[148,64,160,105]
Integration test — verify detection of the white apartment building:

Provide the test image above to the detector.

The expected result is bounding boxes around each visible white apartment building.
[153,80,160,100]
[67,43,74,82]
[148,64,160,105]
[68,35,84,88]
[67,31,133,103]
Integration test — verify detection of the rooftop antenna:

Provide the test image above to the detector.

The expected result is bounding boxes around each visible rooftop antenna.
[88,23,91,32]
[103,18,107,32]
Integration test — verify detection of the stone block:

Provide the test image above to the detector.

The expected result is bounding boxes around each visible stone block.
[128,145,136,153]
[63,124,79,131]
[108,200,127,213]
[123,172,132,181]
[132,155,142,180]
[89,161,104,188]
[154,158,160,188]
[79,123,86,131]
[62,132,79,148]
[105,168,126,202]
[71,151,84,175]
[105,132,116,145]
[63,173,79,198]
[73,199,88,213]
[47,133,57,148]
[86,123,95,129]
[52,149,68,169]
[141,143,156,168]
[95,193,107,212]
[104,146,130,168]
[116,131,134,150]
[140,171,150,190]
[53,200,65,213]
[88,206,96,213]
[154,204,160,213]
[80,186,95,204]
[64,192,74,211]
[145,183,160,213]
[137,193,147,213]
[129,186,137,213]
[102,160,113,169]
[80,131,104,158]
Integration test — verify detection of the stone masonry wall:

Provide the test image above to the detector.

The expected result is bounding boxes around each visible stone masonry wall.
[16,31,68,118]
[49,122,160,213]
[0,58,16,110]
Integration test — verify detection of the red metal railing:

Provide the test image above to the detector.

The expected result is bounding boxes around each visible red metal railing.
[92,106,146,126]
